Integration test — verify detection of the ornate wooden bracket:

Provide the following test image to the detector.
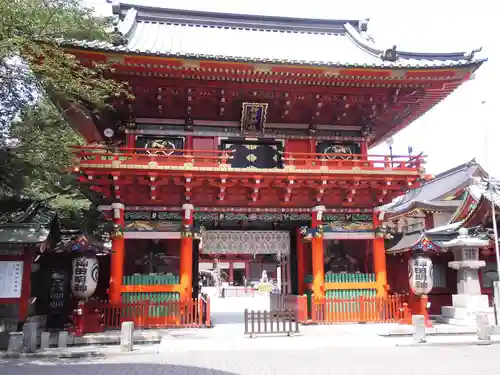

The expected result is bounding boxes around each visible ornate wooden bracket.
[250,179,261,202]
[284,179,294,203]
[184,176,193,201]
[149,175,157,201]
[111,173,121,201]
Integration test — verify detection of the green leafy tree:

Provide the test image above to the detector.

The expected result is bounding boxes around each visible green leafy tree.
[1,0,128,130]
[0,0,128,230]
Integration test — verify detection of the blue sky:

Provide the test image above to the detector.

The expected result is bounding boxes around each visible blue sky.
[86,0,498,177]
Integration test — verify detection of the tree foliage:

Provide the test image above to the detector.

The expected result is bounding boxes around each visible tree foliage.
[1,0,129,133]
[0,100,95,228]
[0,0,128,230]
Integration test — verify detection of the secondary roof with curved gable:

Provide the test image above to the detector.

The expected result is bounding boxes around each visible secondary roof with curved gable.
[380,160,487,220]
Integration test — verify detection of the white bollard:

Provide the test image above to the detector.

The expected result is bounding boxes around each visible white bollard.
[412,315,426,344]
[493,281,500,325]
[476,313,491,340]
[120,321,134,352]
[57,331,68,348]
[40,332,51,350]
[7,332,23,353]
[22,322,37,353]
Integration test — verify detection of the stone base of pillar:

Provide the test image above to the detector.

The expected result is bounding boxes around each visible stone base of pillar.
[437,294,494,326]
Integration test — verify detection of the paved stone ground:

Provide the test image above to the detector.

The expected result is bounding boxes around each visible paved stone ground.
[0,345,496,375]
[210,295,271,325]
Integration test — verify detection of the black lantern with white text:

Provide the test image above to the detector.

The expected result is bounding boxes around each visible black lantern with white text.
[408,253,433,296]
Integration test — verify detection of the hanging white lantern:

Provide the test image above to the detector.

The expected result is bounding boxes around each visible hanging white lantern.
[71,255,99,299]
[408,254,433,296]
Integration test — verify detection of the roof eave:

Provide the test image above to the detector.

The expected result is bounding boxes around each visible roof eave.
[64,42,486,72]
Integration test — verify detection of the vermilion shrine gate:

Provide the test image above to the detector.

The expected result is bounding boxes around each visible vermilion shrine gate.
[61,2,485,325]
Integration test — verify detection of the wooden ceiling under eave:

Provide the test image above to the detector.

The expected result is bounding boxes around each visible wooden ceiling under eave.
[65,49,474,145]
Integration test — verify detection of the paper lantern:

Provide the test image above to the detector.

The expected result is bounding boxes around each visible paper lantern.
[408,255,433,296]
[71,256,99,299]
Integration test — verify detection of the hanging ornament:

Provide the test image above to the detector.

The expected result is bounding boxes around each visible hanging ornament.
[181,223,193,238]
[110,224,124,239]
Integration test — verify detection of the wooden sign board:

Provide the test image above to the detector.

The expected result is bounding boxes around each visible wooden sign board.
[0,261,23,298]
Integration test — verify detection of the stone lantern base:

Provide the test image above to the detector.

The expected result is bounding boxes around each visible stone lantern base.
[436,228,495,326]
[438,294,494,326]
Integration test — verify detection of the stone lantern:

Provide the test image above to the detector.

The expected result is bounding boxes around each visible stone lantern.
[437,228,494,325]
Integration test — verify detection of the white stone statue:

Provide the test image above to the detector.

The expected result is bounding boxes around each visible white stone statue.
[260,270,268,283]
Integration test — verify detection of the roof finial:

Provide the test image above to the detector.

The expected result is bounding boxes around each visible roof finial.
[381,45,398,62]
[464,47,482,61]
[111,1,121,16]
[359,18,370,32]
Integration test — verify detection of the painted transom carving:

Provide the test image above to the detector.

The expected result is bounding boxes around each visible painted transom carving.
[201,231,290,255]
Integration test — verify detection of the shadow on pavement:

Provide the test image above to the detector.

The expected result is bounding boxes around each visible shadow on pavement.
[0,361,239,375]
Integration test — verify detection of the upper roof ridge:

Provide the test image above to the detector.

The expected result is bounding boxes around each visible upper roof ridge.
[111,1,363,34]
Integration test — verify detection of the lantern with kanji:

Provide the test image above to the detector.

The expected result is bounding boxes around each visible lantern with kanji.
[71,255,99,299]
[408,254,433,296]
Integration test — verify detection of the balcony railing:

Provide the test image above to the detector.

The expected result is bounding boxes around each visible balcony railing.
[72,146,425,174]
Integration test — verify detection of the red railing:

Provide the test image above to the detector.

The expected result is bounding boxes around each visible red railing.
[311,295,404,324]
[283,151,424,171]
[270,294,308,323]
[88,298,211,330]
[71,146,424,174]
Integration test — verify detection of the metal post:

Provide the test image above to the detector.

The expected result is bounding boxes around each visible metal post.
[488,181,500,283]
[483,100,500,325]
[489,183,500,325]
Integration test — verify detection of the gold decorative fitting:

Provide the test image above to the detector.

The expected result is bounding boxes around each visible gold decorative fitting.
[246,154,257,163]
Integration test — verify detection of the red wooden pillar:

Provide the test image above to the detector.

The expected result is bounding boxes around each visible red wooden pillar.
[311,205,325,299]
[229,262,234,284]
[186,136,194,150]
[180,203,194,301]
[296,227,305,295]
[126,132,136,148]
[110,203,125,305]
[424,212,434,230]
[245,261,250,284]
[373,211,388,297]
[360,141,368,156]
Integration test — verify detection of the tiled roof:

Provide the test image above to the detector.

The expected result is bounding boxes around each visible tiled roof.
[381,160,487,217]
[386,232,421,253]
[0,200,58,244]
[0,200,56,225]
[66,2,485,69]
